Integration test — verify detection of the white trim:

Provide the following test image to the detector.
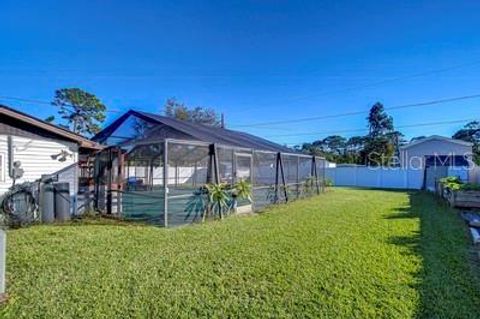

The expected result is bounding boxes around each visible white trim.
[400,135,473,150]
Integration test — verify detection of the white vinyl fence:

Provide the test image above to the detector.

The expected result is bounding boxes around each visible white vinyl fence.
[468,166,480,184]
[325,167,424,189]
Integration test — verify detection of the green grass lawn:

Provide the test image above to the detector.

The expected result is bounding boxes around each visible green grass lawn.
[1,188,480,318]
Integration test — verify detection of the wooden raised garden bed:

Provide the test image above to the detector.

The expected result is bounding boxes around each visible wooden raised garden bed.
[436,177,480,209]
[446,190,480,209]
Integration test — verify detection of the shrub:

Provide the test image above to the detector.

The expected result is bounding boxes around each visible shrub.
[191,181,254,221]
[324,178,334,187]
[439,176,480,191]
[232,179,253,203]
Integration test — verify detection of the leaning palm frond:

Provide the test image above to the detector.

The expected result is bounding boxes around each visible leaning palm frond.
[233,179,253,203]
[184,186,208,222]
[205,183,230,219]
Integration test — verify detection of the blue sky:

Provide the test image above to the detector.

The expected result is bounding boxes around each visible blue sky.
[0,0,479,145]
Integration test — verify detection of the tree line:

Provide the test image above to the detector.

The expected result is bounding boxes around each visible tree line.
[294,103,480,165]
[45,88,221,136]
[46,88,479,165]
[294,103,404,165]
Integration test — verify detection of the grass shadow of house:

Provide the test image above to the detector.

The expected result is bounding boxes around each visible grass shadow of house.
[386,191,480,318]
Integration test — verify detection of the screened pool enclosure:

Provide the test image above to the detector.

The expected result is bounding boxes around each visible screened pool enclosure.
[93,110,326,227]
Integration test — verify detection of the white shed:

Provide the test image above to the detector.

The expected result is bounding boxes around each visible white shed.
[399,135,473,169]
[0,105,101,198]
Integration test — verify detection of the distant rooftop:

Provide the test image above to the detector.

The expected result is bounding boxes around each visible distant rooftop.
[400,135,473,150]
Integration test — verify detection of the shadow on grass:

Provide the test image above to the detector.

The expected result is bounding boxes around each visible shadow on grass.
[384,210,418,220]
[386,191,480,318]
[48,216,159,228]
[388,231,421,256]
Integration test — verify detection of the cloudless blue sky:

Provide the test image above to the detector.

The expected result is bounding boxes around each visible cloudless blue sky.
[0,0,479,145]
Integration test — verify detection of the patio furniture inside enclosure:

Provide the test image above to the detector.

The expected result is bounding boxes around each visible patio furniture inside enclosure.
[92,110,326,227]
[94,139,326,227]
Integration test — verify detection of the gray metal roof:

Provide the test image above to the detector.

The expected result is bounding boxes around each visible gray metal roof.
[93,110,293,153]
[400,135,473,150]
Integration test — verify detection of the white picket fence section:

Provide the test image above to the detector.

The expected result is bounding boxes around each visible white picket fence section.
[325,167,424,189]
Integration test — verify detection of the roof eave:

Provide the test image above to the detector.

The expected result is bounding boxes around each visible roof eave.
[0,105,103,150]
[400,135,474,150]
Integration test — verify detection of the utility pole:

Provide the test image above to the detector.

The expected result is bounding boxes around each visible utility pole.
[221,113,225,129]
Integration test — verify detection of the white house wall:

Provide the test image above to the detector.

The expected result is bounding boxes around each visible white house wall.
[0,135,78,194]
[400,140,472,168]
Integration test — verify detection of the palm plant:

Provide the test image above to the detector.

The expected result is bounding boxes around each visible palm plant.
[324,178,334,188]
[184,186,208,222]
[231,179,253,211]
[188,180,254,223]
[205,183,230,220]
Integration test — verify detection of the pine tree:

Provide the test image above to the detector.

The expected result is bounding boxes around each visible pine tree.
[52,88,106,136]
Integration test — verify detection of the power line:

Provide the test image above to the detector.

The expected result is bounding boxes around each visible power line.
[265,118,477,138]
[232,93,480,128]
[227,59,480,115]
[270,60,480,105]
[0,95,124,113]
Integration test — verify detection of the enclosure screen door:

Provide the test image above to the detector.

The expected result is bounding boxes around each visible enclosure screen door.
[234,153,252,183]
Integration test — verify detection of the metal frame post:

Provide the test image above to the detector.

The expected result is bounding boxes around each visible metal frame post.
[148,159,154,190]
[312,156,320,195]
[231,148,236,184]
[212,144,220,184]
[116,149,124,214]
[106,148,113,215]
[278,153,288,202]
[274,153,280,203]
[163,140,169,227]
[193,161,198,187]
[322,159,326,192]
[207,144,215,184]
[251,151,256,187]
[296,156,300,199]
